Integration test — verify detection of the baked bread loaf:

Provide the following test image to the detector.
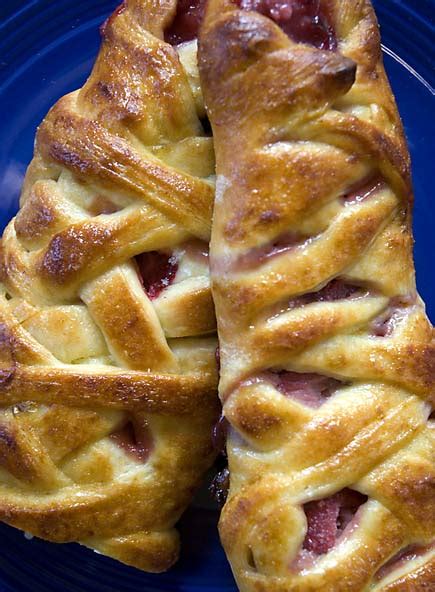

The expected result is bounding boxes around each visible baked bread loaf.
[0,0,219,572]
[199,0,435,589]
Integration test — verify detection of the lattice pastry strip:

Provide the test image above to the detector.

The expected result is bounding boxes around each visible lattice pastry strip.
[199,0,434,589]
[0,0,219,572]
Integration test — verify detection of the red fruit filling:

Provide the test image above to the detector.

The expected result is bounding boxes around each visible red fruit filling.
[342,174,386,205]
[375,543,435,581]
[371,308,407,337]
[370,295,415,337]
[212,415,229,455]
[209,466,230,507]
[165,0,336,48]
[234,232,308,271]
[165,0,207,45]
[304,279,363,302]
[268,371,344,408]
[302,489,367,555]
[238,0,336,49]
[136,251,179,300]
[215,346,221,371]
[288,279,368,309]
[110,420,153,463]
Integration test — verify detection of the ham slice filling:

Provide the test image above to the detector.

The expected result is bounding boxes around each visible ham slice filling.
[136,251,179,300]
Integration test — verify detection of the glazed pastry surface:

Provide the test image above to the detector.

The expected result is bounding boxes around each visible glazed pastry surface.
[199,0,435,589]
[0,0,219,572]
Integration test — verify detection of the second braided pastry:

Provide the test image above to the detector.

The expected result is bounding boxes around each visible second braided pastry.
[199,0,435,590]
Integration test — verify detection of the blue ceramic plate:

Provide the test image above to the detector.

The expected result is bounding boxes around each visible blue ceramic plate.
[0,1,433,590]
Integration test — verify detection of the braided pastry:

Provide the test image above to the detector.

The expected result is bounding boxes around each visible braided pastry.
[0,0,220,572]
[199,0,435,590]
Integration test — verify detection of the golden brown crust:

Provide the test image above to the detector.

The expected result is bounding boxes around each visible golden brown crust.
[0,0,219,572]
[199,0,434,589]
